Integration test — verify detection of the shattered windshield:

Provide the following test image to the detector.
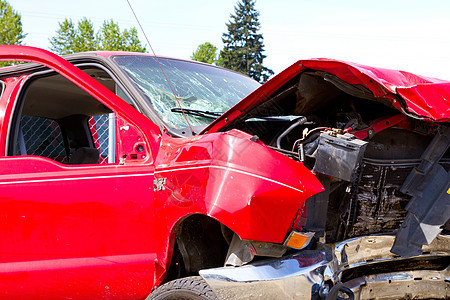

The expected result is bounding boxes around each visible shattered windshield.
[112,55,260,131]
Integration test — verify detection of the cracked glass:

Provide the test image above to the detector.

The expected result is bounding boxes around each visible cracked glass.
[113,56,260,131]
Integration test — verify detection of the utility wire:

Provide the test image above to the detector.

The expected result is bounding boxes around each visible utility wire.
[126,0,195,135]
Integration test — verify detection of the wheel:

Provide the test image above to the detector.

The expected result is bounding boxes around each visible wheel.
[148,276,218,300]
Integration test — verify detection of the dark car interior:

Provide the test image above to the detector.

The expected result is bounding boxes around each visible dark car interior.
[8,68,118,165]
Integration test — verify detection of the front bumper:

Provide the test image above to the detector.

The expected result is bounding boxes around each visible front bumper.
[199,235,450,299]
[200,248,333,299]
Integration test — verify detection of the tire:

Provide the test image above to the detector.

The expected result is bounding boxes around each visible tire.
[149,276,218,300]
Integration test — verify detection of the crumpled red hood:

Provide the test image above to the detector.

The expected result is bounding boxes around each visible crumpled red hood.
[203,59,450,134]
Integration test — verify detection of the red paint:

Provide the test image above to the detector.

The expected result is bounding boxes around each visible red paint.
[204,58,450,134]
[0,46,322,298]
[350,114,408,140]
[1,46,447,298]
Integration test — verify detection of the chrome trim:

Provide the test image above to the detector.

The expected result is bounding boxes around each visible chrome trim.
[200,248,332,299]
[200,234,450,299]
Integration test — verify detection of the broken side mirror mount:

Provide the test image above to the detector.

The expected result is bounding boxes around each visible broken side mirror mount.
[116,116,152,165]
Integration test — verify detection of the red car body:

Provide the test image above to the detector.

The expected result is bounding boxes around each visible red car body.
[0,46,323,298]
[0,46,448,299]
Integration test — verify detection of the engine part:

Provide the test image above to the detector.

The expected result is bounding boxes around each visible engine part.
[224,234,288,267]
[344,159,412,239]
[304,174,331,237]
[350,114,407,140]
[276,116,307,148]
[325,282,354,300]
[313,132,368,181]
[392,125,450,257]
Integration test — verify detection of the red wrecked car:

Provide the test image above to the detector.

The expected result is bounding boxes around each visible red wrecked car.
[0,46,448,299]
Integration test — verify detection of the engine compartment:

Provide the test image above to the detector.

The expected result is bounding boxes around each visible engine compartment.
[220,70,450,246]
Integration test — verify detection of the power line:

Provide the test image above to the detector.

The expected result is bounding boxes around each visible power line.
[19,9,224,32]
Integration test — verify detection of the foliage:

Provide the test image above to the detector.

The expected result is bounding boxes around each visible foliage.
[220,0,273,83]
[0,0,26,67]
[76,18,98,52]
[49,18,98,55]
[123,27,146,52]
[50,18,146,55]
[98,20,145,52]
[191,42,219,65]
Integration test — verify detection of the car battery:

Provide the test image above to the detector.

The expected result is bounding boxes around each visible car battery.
[313,131,368,181]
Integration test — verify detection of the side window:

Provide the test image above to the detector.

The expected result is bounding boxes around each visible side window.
[16,115,67,163]
[9,71,117,165]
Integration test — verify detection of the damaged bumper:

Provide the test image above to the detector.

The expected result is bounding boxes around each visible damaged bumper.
[200,248,333,299]
[199,235,450,299]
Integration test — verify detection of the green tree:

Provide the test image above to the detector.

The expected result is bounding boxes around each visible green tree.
[122,27,146,52]
[49,18,146,55]
[75,18,98,52]
[220,0,273,83]
[98,20,123,51]
[191,42,219,64]
[98,20,146,52]
[50,18,98,55]
[0,0,27,67]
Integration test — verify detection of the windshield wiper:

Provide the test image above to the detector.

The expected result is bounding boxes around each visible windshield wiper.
[171,108,223,120]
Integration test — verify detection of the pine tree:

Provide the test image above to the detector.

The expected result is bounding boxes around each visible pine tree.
[0,0,27,67]
[220,0,273,83]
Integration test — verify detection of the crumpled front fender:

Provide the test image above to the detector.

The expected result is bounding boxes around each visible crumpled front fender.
[155,129,323,244]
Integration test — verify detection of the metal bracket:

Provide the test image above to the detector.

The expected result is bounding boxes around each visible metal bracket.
[392,126,450,257]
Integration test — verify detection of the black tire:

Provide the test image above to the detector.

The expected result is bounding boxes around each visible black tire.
[149,276,218,300]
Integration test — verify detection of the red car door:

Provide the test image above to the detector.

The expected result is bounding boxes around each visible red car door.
[0,46,159,299]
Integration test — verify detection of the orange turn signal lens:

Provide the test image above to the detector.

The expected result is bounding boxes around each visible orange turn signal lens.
[284,231,315,250]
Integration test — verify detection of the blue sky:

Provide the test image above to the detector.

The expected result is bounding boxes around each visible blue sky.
[8,0,450,79]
